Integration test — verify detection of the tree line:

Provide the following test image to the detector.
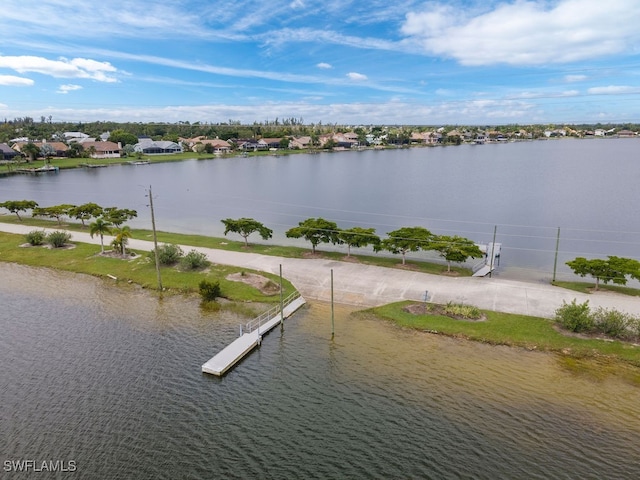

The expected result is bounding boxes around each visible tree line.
[222,217,484,271]
[0,200,137,255]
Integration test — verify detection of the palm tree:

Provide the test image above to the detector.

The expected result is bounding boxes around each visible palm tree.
[89,218,112,253]
[112,225,132,256]
[21,142,40,163]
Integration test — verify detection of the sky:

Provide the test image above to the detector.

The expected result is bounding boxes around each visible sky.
[1,0,640,125]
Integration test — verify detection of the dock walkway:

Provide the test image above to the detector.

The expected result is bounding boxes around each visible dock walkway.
[202,293,306,376]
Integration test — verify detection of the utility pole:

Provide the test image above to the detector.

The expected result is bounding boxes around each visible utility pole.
[147,185,162,292]
[552,227,560,283]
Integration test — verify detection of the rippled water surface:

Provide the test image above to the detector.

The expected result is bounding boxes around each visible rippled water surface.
[2,138,640,281]
[2,263,640,479]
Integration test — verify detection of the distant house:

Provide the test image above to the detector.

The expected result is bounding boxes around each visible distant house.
[617,130,636,138]
[133,138,183,154]
[81,141,122,159]
[410,131,439,145]
[332,133,358,148]
[261,138,283,149]
[232,138,263,151]
[290,136,312,149]
[13,141,68,157]
[0,143,19,160]
[64,132,90,142]
[183,137,232,154]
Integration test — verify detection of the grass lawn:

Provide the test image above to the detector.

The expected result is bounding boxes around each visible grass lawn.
[0,215,472,277]
[363,301,640,384]
[0,230,295,304]
[553,280,640,297]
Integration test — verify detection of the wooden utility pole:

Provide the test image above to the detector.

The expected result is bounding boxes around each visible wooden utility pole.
[148,185,162,292]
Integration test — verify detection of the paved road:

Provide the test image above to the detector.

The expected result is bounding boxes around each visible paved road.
[2,221,640,318]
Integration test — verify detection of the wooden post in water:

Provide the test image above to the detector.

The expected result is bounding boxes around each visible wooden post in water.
[552,227,560,283]
[331,269,335,338]
[279,264,284,330]
[148,185,162,292]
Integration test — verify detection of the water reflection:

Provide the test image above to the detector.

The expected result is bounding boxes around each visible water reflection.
[1,263,640,479]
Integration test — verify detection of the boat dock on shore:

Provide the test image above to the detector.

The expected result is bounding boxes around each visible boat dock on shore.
[202,292,306,376]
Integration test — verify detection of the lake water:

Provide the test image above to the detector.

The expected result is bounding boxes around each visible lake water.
[2,263,640,479]
[1,138,640,281]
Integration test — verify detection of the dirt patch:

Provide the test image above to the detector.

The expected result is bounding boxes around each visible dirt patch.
[95,250,138,260]
[226,272,281,295]
[20,243,77,250]
[403,302,487,322]
[301,252,325,259]
[440,270,460,277]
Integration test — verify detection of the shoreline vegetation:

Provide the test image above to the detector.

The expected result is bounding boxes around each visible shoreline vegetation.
[363,301,640,385]
[1,216,640,384]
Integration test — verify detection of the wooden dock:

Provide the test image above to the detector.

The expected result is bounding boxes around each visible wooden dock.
[202,293,306,376]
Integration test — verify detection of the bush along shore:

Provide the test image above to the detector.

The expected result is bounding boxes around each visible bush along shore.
[363,301,640,385]
[0,229,296,309]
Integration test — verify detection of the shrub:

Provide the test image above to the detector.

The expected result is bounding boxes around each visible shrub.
[199,280,221,302]
[150,243,183,265]
[180,249,209,270]
[555,299,593,333]
[592,307,632,339]
[629,317,640,340]
[25,230,46,246]
[46,231,71,248]
[443,302,482,319]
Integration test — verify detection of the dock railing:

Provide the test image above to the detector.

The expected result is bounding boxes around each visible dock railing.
[243,291,301,334]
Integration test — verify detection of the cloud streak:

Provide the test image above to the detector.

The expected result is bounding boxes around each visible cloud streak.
[0,55,118,82]
[402,0,640,66]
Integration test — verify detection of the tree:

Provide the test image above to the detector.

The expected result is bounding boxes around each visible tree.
[279,137,290,149]
[376,226,432,265]
[286,217,341,254]
[338,227,380,257]
[108,129,138,147]
[111,225,132,255]
[221,218,273,247]
[69,202,103,227]
[0,200,38,221]
[32,204,75,226]
[67,142,84,158]
[430,235,484,272]
[21,142,40,163]
[40,143,56,163]
[90,217,112,253]
[565,256,633,290]
[103,207,137,227]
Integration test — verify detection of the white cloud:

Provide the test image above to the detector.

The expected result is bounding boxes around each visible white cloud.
[347,72,368,81]
[0,75,34,86]
[564,75,587,83]
[402,0,640,66]
[317,62,333,69]
[588,85,640,95]
[0,55,118,82]
[57,84,83,94]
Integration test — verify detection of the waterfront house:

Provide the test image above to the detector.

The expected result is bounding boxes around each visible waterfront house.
[13,141,69,157]
[290,136,312,149]
[133,138,183,154]
[80,141,122,158]
[0,143,19,160]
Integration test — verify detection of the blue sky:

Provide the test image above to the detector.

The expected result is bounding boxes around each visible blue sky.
[1,0,639,125]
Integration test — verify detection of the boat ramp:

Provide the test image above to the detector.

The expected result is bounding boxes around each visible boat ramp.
[472,242,502,277]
